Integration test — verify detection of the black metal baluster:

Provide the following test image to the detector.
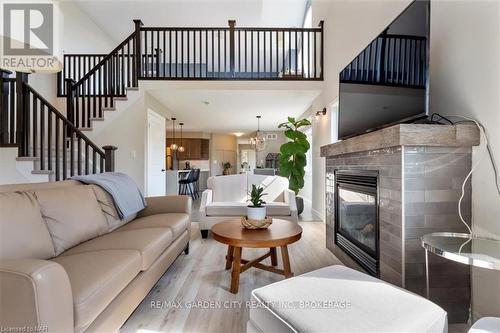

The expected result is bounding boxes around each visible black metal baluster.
[92,150,97,174]
[218,30,221,78]
[85,143,89,175]
[48,110,52,171]
[301,30,304,78]
[70,127,74,176]
[55,118,60,180]
[163,30,166,77]
[175,30,178,77]
[62,122,67,180]
[283,31,286,77]
[212,30,214,78]
[313,30,317,78]
[32,96,37,157]
[9,81,15,143]
[156,30,160,78]
[181,30,184,77]
[295,30,298,77]
[288,30,291,76]
[263,30,266,78]
[257,31,260,78]
[77,137,81,175]
[40,103,45,169]
[251,31,254,77]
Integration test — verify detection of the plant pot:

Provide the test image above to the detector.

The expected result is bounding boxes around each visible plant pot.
[296,196,304,215]
[247,206,266,221]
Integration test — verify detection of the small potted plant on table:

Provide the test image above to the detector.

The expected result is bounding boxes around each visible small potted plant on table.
[247,184,266,220]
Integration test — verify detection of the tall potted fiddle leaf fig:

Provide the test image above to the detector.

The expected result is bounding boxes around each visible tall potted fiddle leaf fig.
[278,117,311,215]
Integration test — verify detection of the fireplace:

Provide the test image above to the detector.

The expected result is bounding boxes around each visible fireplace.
[334,170,379,276]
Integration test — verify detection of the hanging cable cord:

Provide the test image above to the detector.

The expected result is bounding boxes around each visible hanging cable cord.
[434,113,500,236]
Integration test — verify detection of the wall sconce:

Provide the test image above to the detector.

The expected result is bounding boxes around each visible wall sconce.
[315,108,327,120]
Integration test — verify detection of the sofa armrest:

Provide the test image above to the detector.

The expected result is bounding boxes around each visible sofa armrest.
[199,189,213,214]
[138,195,192,217]
[0,259,74,333]
[284,189,297,212]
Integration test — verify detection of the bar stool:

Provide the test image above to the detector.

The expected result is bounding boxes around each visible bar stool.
[192,169,201,199]
[178,170,195,198]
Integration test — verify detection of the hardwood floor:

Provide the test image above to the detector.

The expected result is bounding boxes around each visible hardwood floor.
[121,222,340,333]
[121,221,470,333]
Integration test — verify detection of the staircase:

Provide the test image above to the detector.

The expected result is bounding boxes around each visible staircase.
[1,19,324,183]
[60,19,324,135]
[0,70,116,182]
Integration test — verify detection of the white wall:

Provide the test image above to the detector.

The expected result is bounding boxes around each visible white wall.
[310,0,500,319]
[210,134,237,176]
[428,0,500,319]
[28,1,116,111]
[91,92,172,192]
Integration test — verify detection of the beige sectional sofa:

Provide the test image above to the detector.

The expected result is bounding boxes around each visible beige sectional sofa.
[0,180,191,333]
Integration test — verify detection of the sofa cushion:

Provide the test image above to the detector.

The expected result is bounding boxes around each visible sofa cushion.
[89,184,136,232]
[209,174,248,202]
[0,192,56,260]
[206,202,246,216]
[60,228,173,270]
[34,186,109,255]
[265,202,291,216]
[118,213,190,240]
[250,265,447,333]
[248,174,288,202]
[206,202,291,216]
[51,250,141,332]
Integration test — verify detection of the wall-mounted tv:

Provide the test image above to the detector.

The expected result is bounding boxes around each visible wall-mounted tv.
[338,0,430,140]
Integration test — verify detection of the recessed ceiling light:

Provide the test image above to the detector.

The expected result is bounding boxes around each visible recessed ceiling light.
[233,132,244,137]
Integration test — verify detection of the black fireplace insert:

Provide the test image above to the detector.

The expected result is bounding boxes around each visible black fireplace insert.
[334,169,379,276]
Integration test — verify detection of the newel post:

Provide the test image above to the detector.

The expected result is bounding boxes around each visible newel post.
[103,145,117,172]
[65,78,76,138]
[319,20,324,80]
[15,72,28,156]
[228,20,236,77]
[0,69,12,144]
[133,19,144,85]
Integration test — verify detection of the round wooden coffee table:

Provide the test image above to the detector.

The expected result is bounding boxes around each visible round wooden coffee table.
[211,218,302,294]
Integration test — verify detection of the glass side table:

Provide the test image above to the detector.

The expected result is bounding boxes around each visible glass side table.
[421,232,500,300]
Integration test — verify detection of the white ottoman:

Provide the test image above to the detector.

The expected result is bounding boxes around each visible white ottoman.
[469,317,500,333]
[248,265,447,333]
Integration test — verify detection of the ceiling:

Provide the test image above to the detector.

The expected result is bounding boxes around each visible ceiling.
[74,0,308,42]
[148,89,320,134]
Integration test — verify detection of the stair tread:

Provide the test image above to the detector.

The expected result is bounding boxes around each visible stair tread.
[90,117,104,121]
[32,170,54,175]
[16,156,39,161]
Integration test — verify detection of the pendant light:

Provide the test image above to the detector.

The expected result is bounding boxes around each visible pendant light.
[170,118,178,151]
[249,115,267,151]
[178,122,185,153]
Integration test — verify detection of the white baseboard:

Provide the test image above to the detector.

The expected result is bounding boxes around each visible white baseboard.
[311,208,325,221]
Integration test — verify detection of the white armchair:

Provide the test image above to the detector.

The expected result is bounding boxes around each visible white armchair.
[199,174,298,238]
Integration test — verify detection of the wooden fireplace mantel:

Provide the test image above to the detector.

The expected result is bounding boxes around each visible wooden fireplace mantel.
[320,124,480,157]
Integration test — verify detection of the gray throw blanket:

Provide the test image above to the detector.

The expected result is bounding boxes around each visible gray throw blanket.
[73,172,147,220]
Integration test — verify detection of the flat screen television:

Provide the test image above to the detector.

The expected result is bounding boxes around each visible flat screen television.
[338,0,430,140]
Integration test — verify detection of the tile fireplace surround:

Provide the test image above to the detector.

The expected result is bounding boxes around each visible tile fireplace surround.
[320,124,480,323]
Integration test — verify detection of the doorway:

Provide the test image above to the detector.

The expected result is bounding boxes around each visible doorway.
[147,109,166,196]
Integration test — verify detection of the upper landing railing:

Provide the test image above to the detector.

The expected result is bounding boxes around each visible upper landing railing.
[57,19,324,96]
